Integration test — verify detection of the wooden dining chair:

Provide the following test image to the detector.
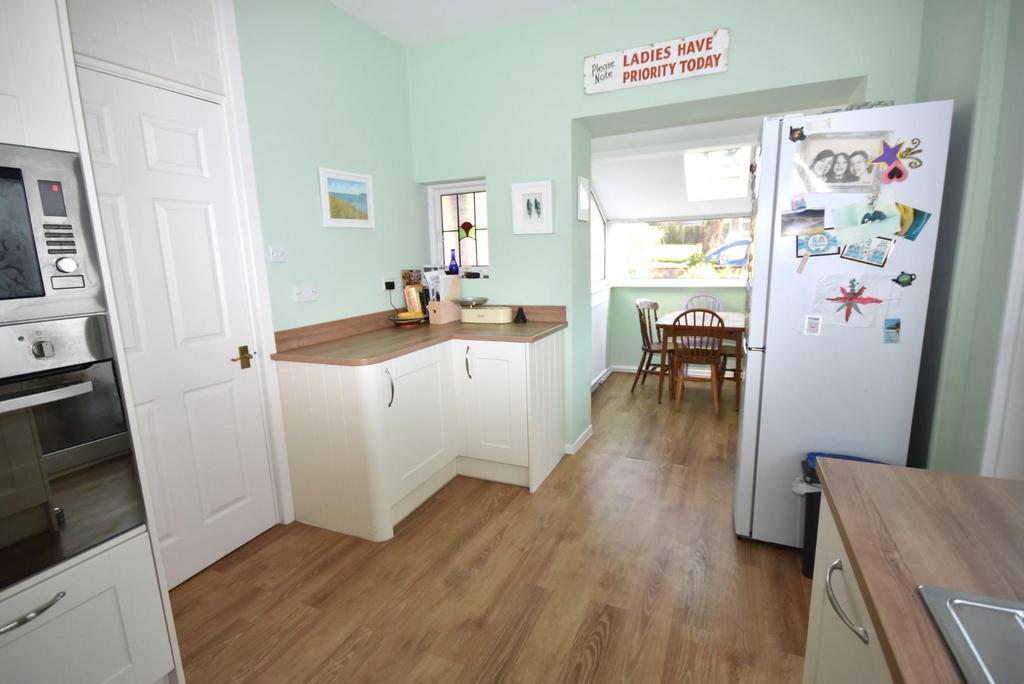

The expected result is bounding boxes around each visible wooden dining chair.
[686,293,739,407]
[684,293,723,312]
[667,309,726,413]
[631,299,672,395]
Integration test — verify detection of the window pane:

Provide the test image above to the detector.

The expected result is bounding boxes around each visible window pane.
[476,228,489,266]
[474,192,488,229]
[459,237,476,267]
[457,192,475,230]
[441,194,458,230]
[684,145,752,201]
[442,231,458,263]
[607,217,750,280]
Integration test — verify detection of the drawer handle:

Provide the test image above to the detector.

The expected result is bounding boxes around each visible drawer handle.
[465,346,472,379]
[825,559,869,644]
[0,591,66,636]
[385,369,395,408]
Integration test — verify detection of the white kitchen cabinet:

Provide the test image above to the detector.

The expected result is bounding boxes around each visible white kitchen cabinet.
[0,0,78,151]
[0,527,174,683]
[383,344,457,504]
[803,496,893,684]
[457,341,529,467]
[277,329,566,541]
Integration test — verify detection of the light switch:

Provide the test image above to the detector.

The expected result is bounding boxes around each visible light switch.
[269,244,288,263]
[293,283,320,303]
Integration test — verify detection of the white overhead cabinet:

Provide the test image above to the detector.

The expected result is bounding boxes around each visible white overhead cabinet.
[277,330,565,541]
[0,0,78,151]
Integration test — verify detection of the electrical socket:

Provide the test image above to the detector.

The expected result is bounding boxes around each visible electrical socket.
[383,279,396,291]
[293,283,320,303]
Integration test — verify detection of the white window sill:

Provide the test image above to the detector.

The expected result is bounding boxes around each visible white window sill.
[606,279,746,289]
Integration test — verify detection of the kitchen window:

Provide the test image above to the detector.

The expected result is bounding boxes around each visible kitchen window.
[428,181,489,272]
[606,215,751,284]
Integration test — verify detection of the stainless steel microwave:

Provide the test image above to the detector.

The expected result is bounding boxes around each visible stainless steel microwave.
[0,142,105,324]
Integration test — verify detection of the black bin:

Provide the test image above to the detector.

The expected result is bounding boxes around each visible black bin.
[800,452,881,578]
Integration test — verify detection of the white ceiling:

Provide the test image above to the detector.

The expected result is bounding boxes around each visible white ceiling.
[330,0,603,45]
[591,115,762,221]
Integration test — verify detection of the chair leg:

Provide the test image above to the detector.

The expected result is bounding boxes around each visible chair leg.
[711,364,721,414]
[630,351,648,393]
[640,352,653,386]
[674,364,685,411]
[657,354,666,404]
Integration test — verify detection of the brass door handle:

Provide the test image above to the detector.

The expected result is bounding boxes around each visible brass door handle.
[231,345,255,369]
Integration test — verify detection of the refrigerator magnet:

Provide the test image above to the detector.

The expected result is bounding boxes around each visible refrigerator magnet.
[781,208,824,237]
[883,318,901,344]
[796,132,888,193]
[894,202,932,241]
[795,229,840,258]
[840,236,895,268]
[804,315,823,336]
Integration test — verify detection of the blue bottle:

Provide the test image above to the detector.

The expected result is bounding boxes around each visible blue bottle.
[448,249,459,275]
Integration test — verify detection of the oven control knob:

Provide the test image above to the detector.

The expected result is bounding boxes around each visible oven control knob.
[31,340,55,359]
[55,257,78,273]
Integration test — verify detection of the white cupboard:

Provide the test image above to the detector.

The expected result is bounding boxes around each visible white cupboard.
[803,496,893,684]
[0,0,78,151]
[277,330,565,542]
[0,528,174,683]
[383,344,457,504]
[458,341,529,467]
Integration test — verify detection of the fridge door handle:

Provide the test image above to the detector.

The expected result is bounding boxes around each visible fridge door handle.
[746,345,765,352]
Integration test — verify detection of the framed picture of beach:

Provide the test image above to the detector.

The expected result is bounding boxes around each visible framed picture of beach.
[319,167,374,228]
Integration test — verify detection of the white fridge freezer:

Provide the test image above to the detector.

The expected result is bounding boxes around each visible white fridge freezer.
[734,101,953,547]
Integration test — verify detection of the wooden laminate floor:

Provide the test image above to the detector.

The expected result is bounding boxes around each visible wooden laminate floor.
[170,372,811,683]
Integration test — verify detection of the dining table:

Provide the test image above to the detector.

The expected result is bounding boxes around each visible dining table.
[655,310,746,407]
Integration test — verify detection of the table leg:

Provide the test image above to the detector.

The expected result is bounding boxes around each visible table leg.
[658,335,668,404]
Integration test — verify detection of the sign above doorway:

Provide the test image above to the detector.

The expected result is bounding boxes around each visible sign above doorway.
[583,28,730,95]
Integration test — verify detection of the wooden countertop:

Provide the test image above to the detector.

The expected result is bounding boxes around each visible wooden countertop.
[818,459,1024,684]
[270,320,567,366]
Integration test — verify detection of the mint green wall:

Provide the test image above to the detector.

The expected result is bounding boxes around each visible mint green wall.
[607,287,746,368]
[234,0,426,331]
[406,0,924,443]
[911,0,1023,473]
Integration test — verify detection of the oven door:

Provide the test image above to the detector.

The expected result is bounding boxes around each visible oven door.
[0,361,145,591]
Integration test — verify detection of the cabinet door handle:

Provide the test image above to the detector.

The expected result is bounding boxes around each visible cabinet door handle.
[825,559,869,644]
[0,591,66,635]
[385,368,395,408]
[465,345,472,379]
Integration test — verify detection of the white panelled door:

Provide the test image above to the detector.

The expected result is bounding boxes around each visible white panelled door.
[77,68,277,587]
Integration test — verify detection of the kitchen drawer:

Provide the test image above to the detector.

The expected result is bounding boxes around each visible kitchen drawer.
[0,528,173,683]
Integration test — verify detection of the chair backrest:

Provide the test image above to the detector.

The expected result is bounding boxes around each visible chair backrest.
[635,298,659,348]
[669,309,724,363]
[684,293,724,312]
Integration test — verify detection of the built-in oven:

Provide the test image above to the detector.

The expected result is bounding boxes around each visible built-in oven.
[0,315,145,591]
[1,141,144,592]
[1,142,104,325]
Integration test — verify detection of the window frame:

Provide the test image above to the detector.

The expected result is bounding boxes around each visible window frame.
[427,180,489,274]
[605,212,752,288]
[590,191,607,286]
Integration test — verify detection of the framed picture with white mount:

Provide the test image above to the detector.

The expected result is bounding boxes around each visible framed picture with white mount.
[577,176,591,221]
[511,180,554,234]
[319,167,374,228]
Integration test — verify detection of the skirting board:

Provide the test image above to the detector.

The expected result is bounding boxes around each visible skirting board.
[591,367,613,391]
[455,456,529,488]
[564,424,593,455]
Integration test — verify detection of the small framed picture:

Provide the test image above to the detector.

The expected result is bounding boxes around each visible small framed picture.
[841,236,895,267]
[511,180,554,234]
[577,176,591,222]
[781,208,825,237]
[795,132,890,193]
[795,228,840,258]
[319,167,374,228]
